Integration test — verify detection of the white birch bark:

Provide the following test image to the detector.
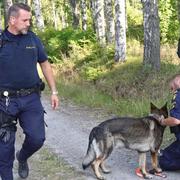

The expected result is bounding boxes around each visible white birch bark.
[33,0,44,30]
[91,0,106,45]
[81,0,87,31]
[142,0,160,70]
[104,0,114,43]
[3,0,13,27]
[114,0,126,62]
[60,7,66,29]
[51,0,58,29]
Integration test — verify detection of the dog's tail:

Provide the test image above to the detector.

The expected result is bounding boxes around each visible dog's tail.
[82,126,102,169]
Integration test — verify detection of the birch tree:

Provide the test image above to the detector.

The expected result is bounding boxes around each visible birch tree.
[81,0,87,30]
[3,0,13,27]
[51,0,58,29]
[0,4,2,30]
[178,0,180,23]
[69,0,80,28]
[60,1,67,29]
[33,0,44,30]
[91,0,106,45]
[104,0,115,43]
[17,0,28,3]
[142,0,160,70]
[114,0,126,62]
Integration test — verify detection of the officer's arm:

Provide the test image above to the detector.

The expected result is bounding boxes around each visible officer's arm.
[39,60,59,109]
[161,116,180,126]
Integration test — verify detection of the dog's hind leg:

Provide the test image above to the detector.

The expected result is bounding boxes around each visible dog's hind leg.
[150,152,162,173]
[138,152,153,179]
[92,159,105,180]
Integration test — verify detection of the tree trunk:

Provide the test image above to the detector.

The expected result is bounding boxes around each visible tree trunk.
[69,0,80,28]
[142,0,160,70]
[81,0,87,31]
[114,0,126,62]
[60,0,67,29]
[0,4,2,30]
[104,0,115,44]
[3,0,13,27]
[91,0,106,45]
[51,0,58,29]
[17,0,28,3]
[33,0,44,30]
[178,0,180,23]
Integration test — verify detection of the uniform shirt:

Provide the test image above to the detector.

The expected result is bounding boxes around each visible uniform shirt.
[170,89,180,118]
[170,89,180,135]
[0,29,48,90]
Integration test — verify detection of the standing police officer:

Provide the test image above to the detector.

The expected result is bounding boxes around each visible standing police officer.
[0,3,59,180]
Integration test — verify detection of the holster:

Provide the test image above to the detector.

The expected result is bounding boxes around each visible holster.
[39,79,45,91]
[0,110,17,143]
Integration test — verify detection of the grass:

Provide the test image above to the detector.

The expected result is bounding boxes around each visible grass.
[29,147,85,180]
[54,56,180,116]
[42,39,180,149]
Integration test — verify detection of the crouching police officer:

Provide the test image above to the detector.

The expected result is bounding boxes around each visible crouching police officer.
[0,3,59,180]
[158,73,180,171]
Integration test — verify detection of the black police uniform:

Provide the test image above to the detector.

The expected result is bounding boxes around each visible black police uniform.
[159,89,180,170]
[0,29,47,180]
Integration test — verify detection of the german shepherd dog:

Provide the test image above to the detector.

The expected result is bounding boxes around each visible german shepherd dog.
[82,103,168,179]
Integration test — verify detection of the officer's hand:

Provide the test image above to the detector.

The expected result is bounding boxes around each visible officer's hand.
[51,94,59,110]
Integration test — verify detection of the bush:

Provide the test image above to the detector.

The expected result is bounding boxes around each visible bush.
[38,28,96,63]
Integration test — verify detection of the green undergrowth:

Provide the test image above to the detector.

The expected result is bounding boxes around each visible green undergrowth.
[39,28,180,147]
[54,57,180,117]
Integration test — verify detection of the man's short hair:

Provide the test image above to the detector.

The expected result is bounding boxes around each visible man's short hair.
[8,3,31,21]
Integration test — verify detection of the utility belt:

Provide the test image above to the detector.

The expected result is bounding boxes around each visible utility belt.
[0,87,40,98]
[0,80,45,98]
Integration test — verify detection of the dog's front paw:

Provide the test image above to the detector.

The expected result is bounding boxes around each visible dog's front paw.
[97,175,106,180]
[100,164,111,174]
[155,167,162,173]
[144,173,153,179]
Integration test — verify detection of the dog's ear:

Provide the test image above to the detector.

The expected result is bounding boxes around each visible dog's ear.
[150,102,157,111]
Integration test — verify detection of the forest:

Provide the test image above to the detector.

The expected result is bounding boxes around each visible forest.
[1,0,180,116]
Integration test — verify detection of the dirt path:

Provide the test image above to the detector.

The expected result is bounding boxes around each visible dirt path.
[13,95,180,180]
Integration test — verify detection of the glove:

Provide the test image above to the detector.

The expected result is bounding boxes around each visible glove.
[0,128,11,143]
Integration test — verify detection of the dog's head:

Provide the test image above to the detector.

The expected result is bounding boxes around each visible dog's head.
[150,102,168,119]
[150,102,168,126]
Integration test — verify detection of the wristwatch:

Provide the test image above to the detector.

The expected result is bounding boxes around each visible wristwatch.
[52,91,58,95]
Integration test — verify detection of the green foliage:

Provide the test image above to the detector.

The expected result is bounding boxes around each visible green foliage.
[37,28,96,63]
[126,1,144,42]
[159,0,179,43]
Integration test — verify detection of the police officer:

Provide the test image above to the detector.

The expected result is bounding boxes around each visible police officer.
[158,74,180,170]
[0,3,59,180]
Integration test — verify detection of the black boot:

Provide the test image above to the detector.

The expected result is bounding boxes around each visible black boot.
[16,151,29,179]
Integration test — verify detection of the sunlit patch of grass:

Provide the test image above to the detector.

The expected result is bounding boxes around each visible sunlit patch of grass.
[30,147,85,180]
